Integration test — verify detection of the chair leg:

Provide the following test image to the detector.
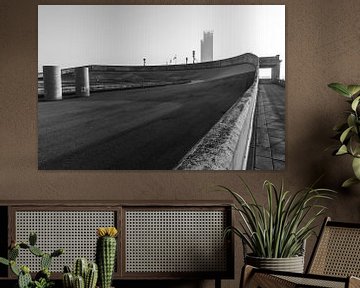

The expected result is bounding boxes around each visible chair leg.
[240,265,255,288]
[240,265,296,288]
[349,276,360,288]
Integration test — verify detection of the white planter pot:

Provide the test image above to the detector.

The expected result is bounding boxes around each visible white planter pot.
[245,254,305,273]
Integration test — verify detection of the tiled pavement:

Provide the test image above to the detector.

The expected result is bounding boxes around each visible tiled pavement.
[247,83,285,170]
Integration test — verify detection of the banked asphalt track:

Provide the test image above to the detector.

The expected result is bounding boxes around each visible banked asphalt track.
[38,63,256,170]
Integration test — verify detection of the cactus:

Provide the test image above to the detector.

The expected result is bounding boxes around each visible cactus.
[9,246,19,260]
[18,270,32,288]
[74,258,88,279]
[73,275,85,288]
[19,243,30,249]
[29,245,44,257]
[35,268,51,281]
[10,260,20,276]
[29,232,37,246]
[63,259,98,288]
[85,263,98,288]
[41,253,52,270]
[0,233,64,288]
[51,248,64,258]
[96,227,118,288]
[63,272,74,288]
[64,265,72,273]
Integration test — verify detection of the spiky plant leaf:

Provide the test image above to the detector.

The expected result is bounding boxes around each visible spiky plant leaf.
[328,83,351,97]
[220,179,335,258]
[342,177,360,187]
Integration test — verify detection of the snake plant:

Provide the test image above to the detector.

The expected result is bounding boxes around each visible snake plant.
[328,83,360,187]
[221,179,335,258]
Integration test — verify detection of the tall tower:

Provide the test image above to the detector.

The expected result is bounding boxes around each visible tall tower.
[201,31,213,62]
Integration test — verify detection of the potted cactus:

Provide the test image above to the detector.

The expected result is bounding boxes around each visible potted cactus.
[62,258,98,288]
[96,227,118,288]
[0,232,63,288]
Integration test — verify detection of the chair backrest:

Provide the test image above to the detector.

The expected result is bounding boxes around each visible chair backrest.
[307,217,360,277]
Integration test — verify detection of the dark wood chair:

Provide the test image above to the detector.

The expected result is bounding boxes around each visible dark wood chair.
[241,217,360,288]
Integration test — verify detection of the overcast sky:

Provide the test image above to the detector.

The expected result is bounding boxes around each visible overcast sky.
[38,5,285,78]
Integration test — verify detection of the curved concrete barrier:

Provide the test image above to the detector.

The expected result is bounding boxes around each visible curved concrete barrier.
[175,54,259,170]
[90,53,259,73]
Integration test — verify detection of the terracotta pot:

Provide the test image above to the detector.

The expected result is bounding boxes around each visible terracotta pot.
[245,254,305,273]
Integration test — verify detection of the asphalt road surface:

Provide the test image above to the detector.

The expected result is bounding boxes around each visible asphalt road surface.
[38,70,255,169]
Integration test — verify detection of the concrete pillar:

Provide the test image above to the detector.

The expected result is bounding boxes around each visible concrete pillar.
[271,63,280,81]
[75,67,90,97]
[43,66,62,100]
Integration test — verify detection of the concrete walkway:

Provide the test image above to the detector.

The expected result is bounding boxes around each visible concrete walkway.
[247,83,285,170]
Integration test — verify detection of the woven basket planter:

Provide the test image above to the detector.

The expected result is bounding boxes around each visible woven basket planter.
[245,254,305,273]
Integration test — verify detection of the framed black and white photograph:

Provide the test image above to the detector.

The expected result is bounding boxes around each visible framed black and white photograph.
[38,5,285,170]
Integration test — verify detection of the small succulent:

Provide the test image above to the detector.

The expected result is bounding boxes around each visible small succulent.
[32,278,54,288]
[328,83,360,187]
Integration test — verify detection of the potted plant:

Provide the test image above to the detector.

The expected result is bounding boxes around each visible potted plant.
[0,232,64,288]
[328,83,360,187]
[220,179,334,273]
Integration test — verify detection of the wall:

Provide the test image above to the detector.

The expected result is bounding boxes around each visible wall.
[0,1,360,288]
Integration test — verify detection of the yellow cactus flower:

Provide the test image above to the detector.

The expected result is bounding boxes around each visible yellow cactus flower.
[107,227,118,237]
[96,227,118,237]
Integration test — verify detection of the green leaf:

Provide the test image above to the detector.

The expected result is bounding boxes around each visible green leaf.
[342,177,360,188]
[349,135,360,157]
[347,85,360,97]
[336,145,348,155]
[328,83,351,97]
[333,122,347,132]
[347,114,356,128]
[10,261,20,276]
[352,157,360,179]
[340,126,353,143]
[0,257,9,266]
[351,96,360,111]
